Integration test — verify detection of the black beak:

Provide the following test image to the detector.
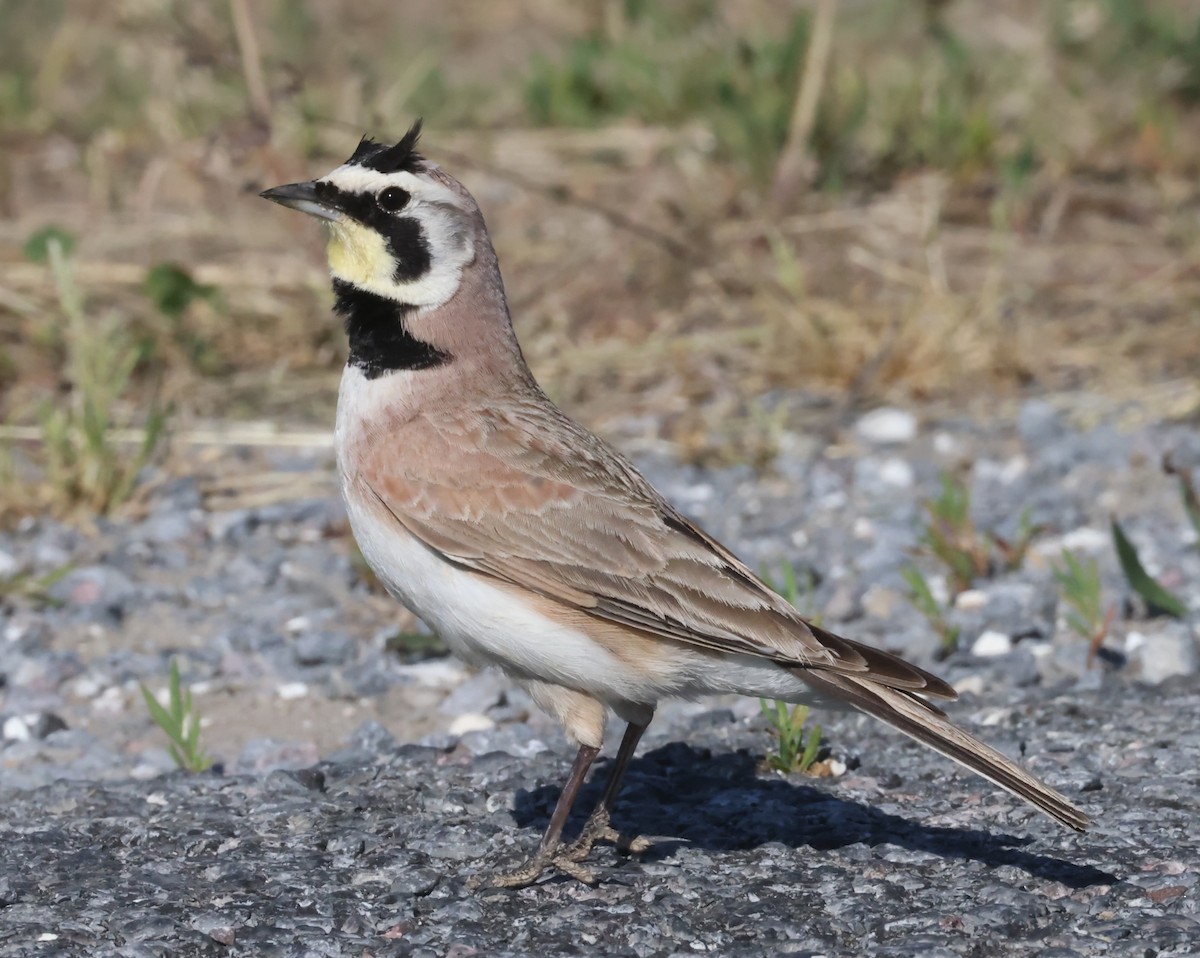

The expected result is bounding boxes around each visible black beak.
[259,181,342,221]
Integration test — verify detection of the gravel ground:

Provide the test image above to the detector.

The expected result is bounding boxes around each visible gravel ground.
[1,396,1199,955]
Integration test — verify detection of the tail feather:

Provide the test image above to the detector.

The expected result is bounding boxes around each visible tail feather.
[800,670,1092,831]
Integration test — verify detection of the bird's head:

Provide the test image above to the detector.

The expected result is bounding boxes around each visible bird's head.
[261,120,478,309]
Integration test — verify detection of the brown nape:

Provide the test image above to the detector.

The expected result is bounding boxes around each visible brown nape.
[399,203,530,382]
[801,671,1091,832]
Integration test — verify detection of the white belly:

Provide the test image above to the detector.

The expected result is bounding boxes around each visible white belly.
[341,478,675,706]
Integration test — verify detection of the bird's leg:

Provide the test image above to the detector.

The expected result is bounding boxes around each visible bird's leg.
[489,743,601,888]
[564,720,652,862]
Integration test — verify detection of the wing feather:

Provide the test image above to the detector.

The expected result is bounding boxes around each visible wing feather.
[358,398,953,697]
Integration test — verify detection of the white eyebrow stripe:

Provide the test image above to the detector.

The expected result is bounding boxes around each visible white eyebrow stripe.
[319,165,462,209]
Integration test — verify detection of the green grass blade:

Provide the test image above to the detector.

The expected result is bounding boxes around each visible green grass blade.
[168,660,185,725]
[140,683,178,737]
[1181,476,1200,544]
[1111,518,1187,618]
[801,725,822,770]
[901,564,936,616]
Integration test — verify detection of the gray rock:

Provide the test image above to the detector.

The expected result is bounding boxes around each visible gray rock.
[1017,399,1067,445]
[292,630,354,667]
[1127,622,1199,685]
[343,719,397,756]
[438,669,508,716]
[235,737,320,774]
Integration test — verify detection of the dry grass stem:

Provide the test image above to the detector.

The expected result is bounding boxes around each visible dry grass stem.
[772,0,840,209]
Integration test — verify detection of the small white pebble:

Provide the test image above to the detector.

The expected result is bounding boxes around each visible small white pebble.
[448,713,495,736]
[145,792,169,806]
[37,934,59,943]
[932,432,958,456]
[486,793,513,813]
[878,457,915,488]
[852,517,874,541]
[971,630,1013,657]
[927,574,951,606]
[1125,631,1147,654]
[1059,527,1109,553]
[94,686,126,715]
[284,616,310,634]
[998,455,1029,484]
[855,407,918,445]
[512,738,550,759]
[3,716,30,741]
[277,682,309,701]
[954,589,989,611]
[827,758,847,776]
[954,675,986,696]
[394,658,469,688]
[70,676,102,699]
[1026,640,1054,659]
[978,707,1012,727]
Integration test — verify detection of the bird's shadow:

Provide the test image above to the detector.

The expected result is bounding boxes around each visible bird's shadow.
[512,741,1116,889]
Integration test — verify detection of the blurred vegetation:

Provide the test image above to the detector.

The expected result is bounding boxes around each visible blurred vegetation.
[1,0,1199,517]
[525,3,815,186]
[2,227,166,520]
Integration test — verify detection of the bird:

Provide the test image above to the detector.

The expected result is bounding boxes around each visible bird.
[261,121,1091,888]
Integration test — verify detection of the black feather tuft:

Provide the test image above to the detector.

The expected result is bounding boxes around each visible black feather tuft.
[348,134,382,166]
[346,119,425,174]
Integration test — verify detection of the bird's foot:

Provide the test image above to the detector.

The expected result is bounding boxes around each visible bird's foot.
[564,809,653,863]
[483,847,599,889]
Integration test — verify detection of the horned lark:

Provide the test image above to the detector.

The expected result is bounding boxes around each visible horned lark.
[262,122,1091,888]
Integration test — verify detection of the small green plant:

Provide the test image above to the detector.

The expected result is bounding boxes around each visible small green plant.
[1051,550,1116,665]
[139,659,212,773]
[917,474,1041,596]
[383,627,447,663]
[759,699,823,774]
[142,263,217,319]
[758,558,823,772]
[141,262,222,373]
[1111,517,1188,618]
[918,474,984,593]
[3,228,168,518]
[0,562,72,608]
[23,226,77,262]
[900,563,961,654]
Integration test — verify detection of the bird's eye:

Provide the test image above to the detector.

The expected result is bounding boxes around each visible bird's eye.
[377,186,411,213]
